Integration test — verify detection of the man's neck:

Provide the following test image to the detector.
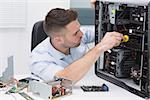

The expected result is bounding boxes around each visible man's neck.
[50,39,70,55]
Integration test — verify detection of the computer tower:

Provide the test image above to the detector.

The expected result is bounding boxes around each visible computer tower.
[95,0,150,99]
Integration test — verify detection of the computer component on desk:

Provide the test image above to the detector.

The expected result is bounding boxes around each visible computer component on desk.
[19,92,34,100]
[5,77,39,94]
[47,78,72,99]
[81,84,109,92]
[5,81,28,94]
[0,56,17,92]
[95,0,150,99]
[28,78,72,100]
[0,56,14,83]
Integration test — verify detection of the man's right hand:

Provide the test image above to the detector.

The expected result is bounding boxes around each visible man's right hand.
[98,32,123,52]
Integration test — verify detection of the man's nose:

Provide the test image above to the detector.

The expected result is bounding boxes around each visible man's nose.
[78,31,83,37]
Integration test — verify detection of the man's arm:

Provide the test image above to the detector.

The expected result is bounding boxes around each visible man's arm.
[55,32,123,84]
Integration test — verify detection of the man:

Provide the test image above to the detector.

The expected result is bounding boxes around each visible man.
[30,8,123,84]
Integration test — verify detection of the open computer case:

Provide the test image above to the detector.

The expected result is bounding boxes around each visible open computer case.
[95,0,150,99]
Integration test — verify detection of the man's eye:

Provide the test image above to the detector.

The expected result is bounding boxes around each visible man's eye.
[74,30,80,36]
[75,32,78,35]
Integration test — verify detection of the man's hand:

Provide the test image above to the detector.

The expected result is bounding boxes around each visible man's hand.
[90,0,96,8]
[98,32,123,52]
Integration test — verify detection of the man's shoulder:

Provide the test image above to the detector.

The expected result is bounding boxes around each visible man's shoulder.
[30,40,55,63]
[32,37,50,54]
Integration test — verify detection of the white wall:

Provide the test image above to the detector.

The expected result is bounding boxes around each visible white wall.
[0,0,70,75]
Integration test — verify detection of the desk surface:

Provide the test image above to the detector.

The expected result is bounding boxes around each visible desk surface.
[0,66,146,100]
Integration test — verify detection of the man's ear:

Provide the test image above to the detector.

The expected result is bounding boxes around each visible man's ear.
[54,36,64,44]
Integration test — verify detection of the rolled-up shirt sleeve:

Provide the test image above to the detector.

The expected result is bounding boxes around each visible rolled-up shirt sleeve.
[30,62,63,81]
[30,53,64,81]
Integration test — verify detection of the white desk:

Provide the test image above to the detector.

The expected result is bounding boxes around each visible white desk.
[0,66,146,100]
[61,66,145,100]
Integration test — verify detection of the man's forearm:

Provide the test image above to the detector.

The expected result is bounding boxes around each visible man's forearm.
[55,44,103,84]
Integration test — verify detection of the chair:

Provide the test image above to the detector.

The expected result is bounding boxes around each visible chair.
[31,21,48,51]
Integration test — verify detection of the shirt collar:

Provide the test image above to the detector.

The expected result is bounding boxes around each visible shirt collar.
[47,37,68,60]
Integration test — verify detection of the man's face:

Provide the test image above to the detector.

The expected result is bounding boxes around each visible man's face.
[62,20,83,48]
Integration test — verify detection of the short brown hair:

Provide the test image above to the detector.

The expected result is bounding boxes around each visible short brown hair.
[44,8,78,37]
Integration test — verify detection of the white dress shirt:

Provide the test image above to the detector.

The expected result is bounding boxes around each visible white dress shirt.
[30,26,95,81]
